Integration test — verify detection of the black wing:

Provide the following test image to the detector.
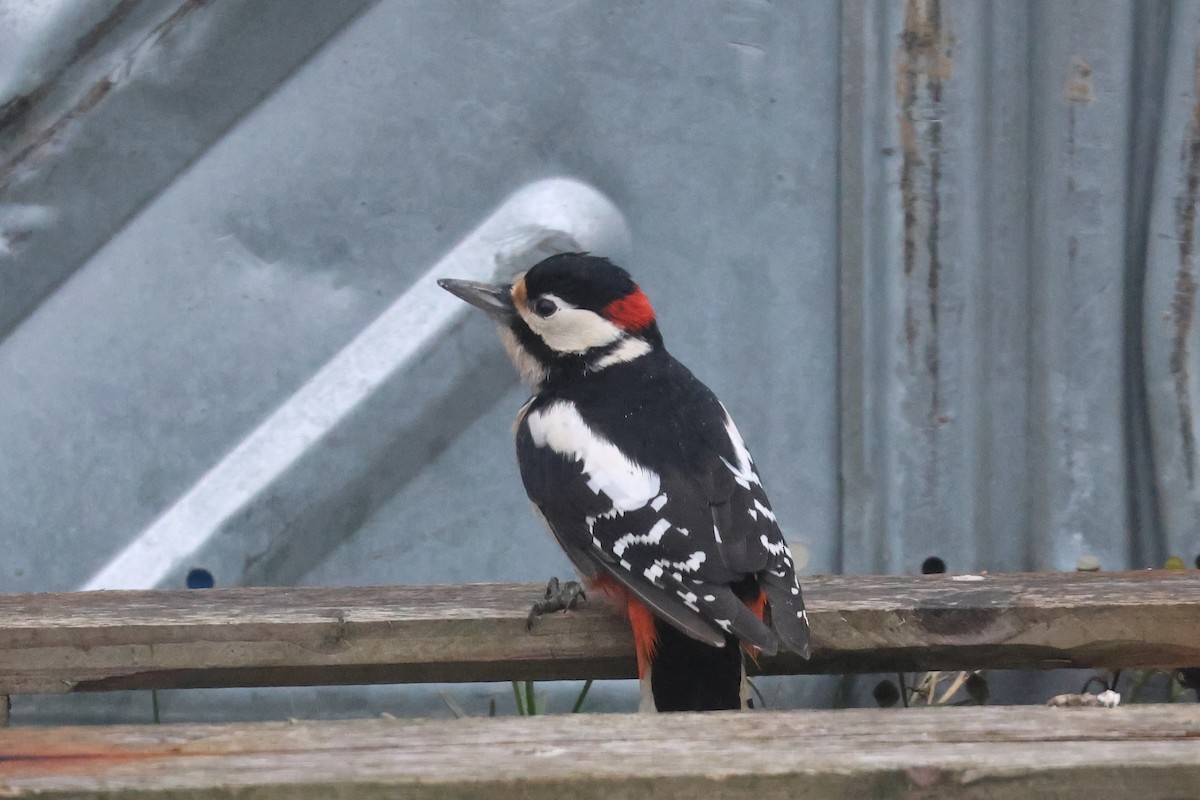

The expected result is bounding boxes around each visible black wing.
[516,391,808,657]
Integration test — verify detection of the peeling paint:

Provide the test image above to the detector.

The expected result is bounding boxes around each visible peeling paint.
[1169,47,1200,487]
[1064,57,1096,104]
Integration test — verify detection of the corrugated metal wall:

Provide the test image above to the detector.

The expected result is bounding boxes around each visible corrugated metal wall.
[1,0,1197,720]
[841,0,1200,577]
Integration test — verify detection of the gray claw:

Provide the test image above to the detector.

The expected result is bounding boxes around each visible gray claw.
[526,577,587,631]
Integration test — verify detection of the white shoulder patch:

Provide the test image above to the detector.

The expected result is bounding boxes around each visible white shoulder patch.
[719,406,762,488]
[527,401,661,512]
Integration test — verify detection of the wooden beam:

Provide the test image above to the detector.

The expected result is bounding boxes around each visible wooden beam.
[1,706,1198,799]
[1,571,1198,694]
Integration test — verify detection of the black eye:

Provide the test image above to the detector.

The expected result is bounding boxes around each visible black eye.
[533,297,558,318]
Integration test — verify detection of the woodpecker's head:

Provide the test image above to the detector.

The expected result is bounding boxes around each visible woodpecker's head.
[439,253,661,388]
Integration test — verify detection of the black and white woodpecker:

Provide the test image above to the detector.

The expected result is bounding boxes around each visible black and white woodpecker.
[439,253,809,711]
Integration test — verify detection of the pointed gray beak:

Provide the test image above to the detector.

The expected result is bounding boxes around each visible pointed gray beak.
[437,278,515,322]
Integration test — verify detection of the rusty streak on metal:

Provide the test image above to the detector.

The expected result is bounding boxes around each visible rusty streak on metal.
[0,0,212,192]
[69,0,145,67]
[1170,46,1200,487]
[0,0,140,134]
[0,78,114,193]
[897,0,951,440]
[152,0,214,45]
[925,9,944,428]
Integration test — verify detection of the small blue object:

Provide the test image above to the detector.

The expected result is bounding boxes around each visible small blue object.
[186,568,215,589]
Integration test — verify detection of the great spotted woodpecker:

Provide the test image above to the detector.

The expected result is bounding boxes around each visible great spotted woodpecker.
[439,253,809,711]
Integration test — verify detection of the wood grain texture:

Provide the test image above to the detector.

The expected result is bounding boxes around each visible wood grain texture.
[1,706,1198,799]
[1,571,1198,694]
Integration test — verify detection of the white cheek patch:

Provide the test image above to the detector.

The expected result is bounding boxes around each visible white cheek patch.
[527,401,661,512]
[518,293,625,354]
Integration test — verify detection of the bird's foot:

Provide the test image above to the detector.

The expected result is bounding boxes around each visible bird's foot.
[526,576,587,631]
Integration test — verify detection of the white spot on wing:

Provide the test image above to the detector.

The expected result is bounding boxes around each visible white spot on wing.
[612,518,672,556]
[528,402,661,512]
[761,535,789,556]
[650,494,668,512]
[752,499,776,522]
[653,551,707,574]
[676,590,700,612]
[715,618,732,632]
[644,564,664,583]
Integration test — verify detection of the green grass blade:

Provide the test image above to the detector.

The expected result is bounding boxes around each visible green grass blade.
[571,679,594,713]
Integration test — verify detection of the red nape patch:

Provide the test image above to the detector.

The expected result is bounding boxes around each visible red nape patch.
[588,574,659,678]
[602,288,656,332]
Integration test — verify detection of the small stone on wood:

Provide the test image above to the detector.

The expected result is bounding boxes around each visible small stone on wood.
[1046,689,1121,708]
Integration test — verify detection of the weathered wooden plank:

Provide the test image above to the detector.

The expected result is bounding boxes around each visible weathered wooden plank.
[1,706,1198,799]
[1,571,1198,694]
